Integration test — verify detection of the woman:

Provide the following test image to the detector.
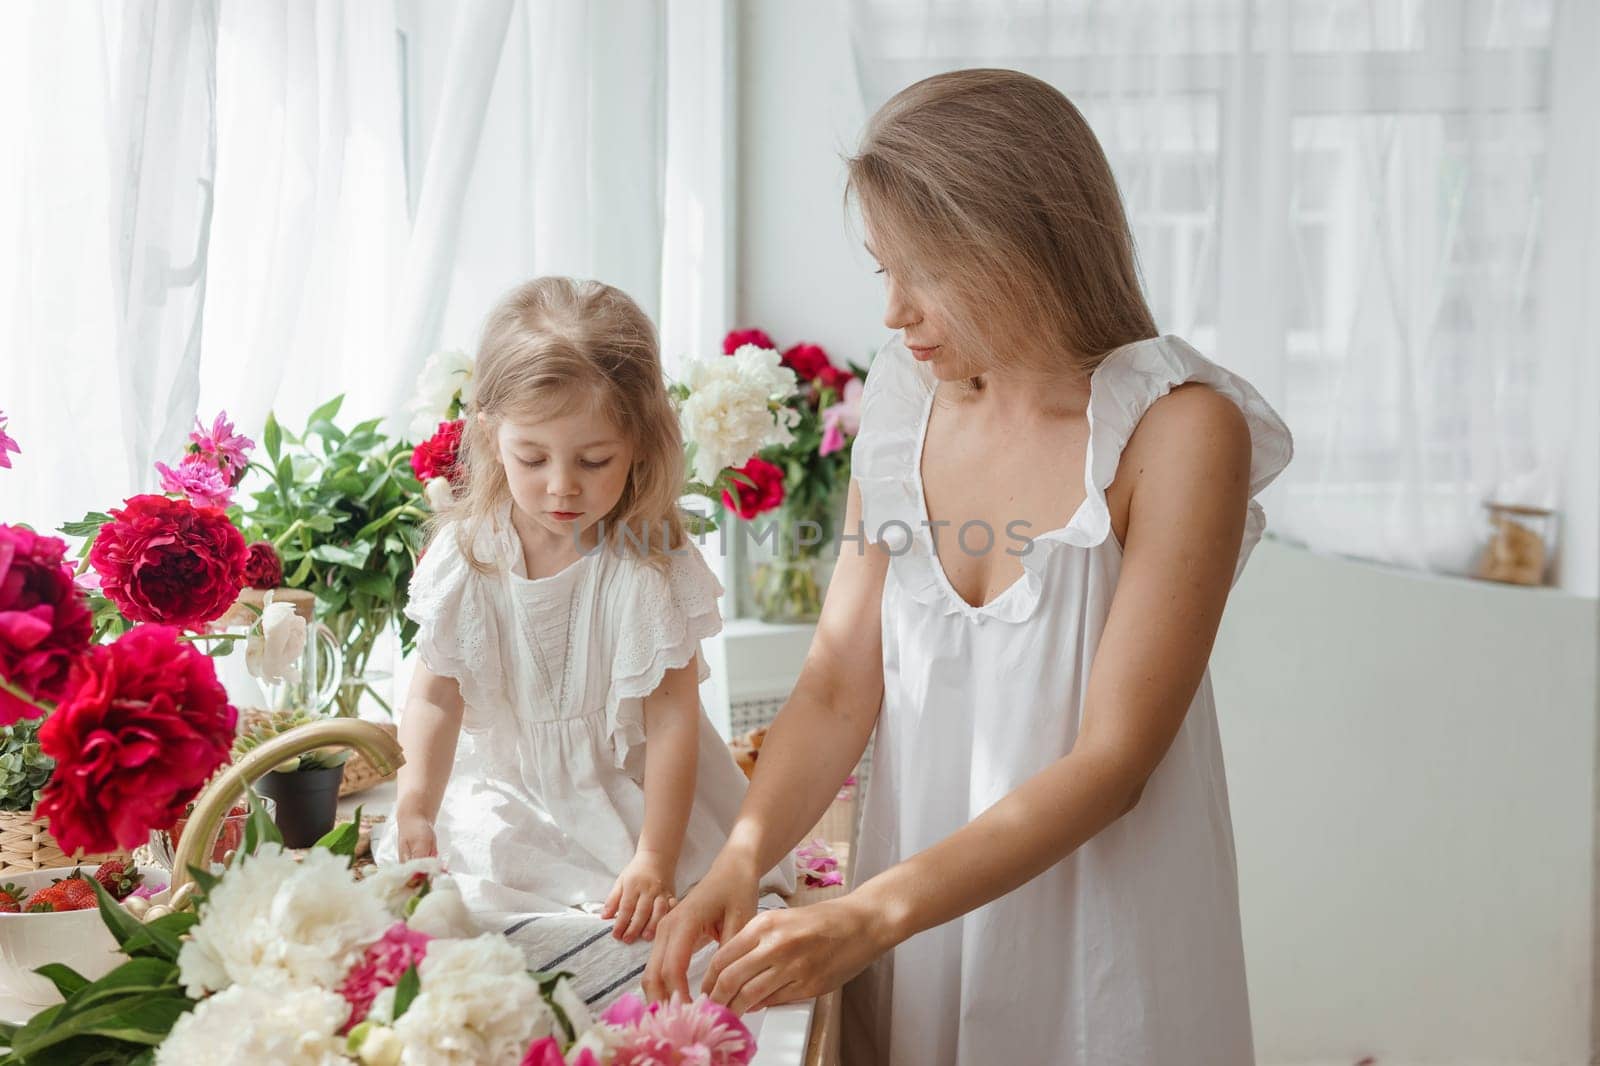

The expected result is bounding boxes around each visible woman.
[645,68,1291,1065]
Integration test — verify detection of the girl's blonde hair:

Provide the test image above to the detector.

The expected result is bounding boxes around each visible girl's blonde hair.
[438,277,688,570]
[846,68,1157,380]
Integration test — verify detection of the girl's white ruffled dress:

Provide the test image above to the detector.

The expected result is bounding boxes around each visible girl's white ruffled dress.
[374,511,794,923]
[842,334,1292,1066]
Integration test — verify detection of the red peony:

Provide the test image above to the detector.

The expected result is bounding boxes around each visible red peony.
[722,328,775,355]
[781,342,854,397]
[722,457,786,520]
[0,526,92,724]
[242,541,283,590]
[780,342,830,382]
[36,625,238,856]
[816,363,855,396]
[411,419,464,484]
[90,495,247,630]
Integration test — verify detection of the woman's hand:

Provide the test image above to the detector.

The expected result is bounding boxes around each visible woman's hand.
[602,849,678,944]
[703,895,888,1016]
[395,812,437,862]
[642,859,761,1003]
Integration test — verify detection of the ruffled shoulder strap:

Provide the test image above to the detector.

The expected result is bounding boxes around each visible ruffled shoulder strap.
[850,333,935,548]
[602,547,724,772]
[1066,334,1294,581]
[404,516,520,731]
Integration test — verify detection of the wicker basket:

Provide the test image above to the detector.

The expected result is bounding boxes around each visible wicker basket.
[0,810,130,875]
[338,721,401,797]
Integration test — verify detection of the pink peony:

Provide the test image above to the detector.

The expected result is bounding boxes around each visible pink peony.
[602,992,649,1028]
[610,996,756,1066]
[818,379,863,458]
[188,412,254,483]
[795,839,843,889]
[721,329,775,355]
[336,922,432,1033]
[520,1037,566,1066]
[0,411,18,469]
[0,525,92,723]
[156,457,234,509]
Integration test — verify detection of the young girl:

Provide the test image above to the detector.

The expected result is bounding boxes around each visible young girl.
[377,277,793,1000]
[646,70,1292,1064]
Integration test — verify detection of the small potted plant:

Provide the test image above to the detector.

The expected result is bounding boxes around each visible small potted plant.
[233,708,351,847]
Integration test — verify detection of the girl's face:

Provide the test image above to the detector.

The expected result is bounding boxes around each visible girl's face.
[867,229,990,382]
[495,401,635,544]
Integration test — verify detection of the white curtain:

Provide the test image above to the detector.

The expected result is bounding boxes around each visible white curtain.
[1,0,681,534]
[0,0,219,529]
[848,0,1599,594]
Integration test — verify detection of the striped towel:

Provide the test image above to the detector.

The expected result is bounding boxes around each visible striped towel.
[500,893,790,1010]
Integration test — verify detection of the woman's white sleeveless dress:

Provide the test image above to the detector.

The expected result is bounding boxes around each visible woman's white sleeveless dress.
[842,333,1292,1066]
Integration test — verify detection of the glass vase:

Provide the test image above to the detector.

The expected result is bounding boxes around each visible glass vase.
[748,504,839,624]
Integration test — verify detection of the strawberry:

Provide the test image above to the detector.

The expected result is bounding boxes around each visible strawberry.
[93,860,143,902]
[0,884,27,913]
[25,871,98,913]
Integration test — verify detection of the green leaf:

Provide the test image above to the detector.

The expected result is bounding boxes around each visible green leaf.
[309,543,371,568]
[287,553,315,586]
[313,805,362,862]
[57,513,112,539]
[263,412,282,463]
[90,878,147,954]
[241,788,282,854]
[32,964,89,1000]
[305,395,345,431]
[392,964,420,1020]
[117,910,197,963]
[184,864,221,897]
[308,419,346,445]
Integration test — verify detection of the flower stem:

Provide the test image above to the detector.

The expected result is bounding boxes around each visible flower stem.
[0,676,52,717]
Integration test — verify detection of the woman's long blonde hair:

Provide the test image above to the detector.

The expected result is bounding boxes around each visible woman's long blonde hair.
[846,68,1157,379]
[438,277,688,570]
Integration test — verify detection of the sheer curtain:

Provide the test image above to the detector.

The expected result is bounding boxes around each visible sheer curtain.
[1,0,684,535]
[0,0,219,530]
[848,0,1599,594]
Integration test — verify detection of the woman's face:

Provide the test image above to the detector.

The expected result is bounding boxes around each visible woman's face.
[494,400,634,544]
[866,225,990,382]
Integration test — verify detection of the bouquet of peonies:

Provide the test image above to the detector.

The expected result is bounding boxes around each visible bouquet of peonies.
[0,522,240,858]
[0,805,757,1066]
[710,329,867,623]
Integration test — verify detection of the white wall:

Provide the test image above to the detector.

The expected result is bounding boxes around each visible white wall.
[736,0,884,363]
[1214,539,1600,1065]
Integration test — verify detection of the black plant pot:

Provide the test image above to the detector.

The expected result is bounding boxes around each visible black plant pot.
[254,765,344,848]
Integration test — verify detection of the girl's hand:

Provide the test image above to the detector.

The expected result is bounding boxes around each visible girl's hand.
[396,813,437,862]
[642,859,761,1004]
[703,895,887,1016]
[602,850,678,944]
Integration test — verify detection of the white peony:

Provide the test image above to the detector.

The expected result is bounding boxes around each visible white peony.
[177,844,393,998]
[423,476,455,511]
[407,350,475,440]
[405,875,479,939]
[363,857,445,918]
[550,975,594,1037]
[677,345,800,484]
[155,983,349,1065]
[391,934,555,1064]
[350,1022,406,1066]
[245,595,306,684]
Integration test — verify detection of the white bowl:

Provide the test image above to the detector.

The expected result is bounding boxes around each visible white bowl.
[0,865,168,1006]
